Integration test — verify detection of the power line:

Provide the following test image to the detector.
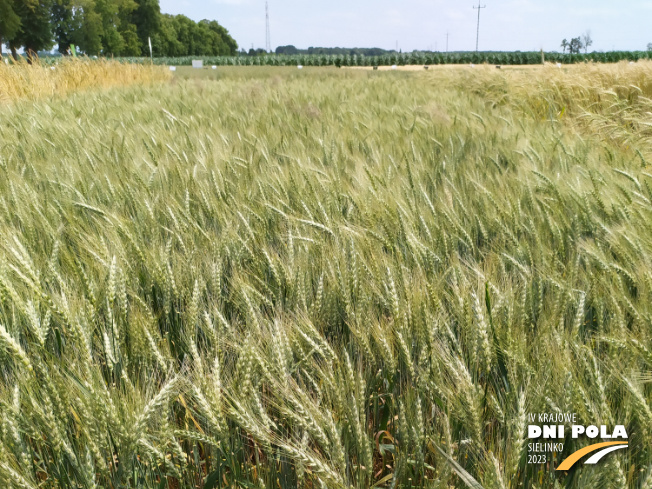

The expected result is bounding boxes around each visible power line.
[265,1,271,53]
[473,1,486,52]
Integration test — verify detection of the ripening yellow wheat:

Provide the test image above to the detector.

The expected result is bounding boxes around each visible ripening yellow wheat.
[0,58,170,104]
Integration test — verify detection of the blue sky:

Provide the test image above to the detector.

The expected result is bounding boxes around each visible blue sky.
[160,0,651,52]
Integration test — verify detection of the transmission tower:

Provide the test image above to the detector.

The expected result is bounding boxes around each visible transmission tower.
[265,1,271,53]
[473,0,486,52]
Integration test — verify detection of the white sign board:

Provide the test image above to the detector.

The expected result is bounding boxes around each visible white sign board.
[212,65,217,70]
[169,66,177,71]
[192,60,203,69]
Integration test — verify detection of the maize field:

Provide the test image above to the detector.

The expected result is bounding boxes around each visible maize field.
[117,50,652,67]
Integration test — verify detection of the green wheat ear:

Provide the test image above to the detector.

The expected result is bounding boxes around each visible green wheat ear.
[0,61,651,488]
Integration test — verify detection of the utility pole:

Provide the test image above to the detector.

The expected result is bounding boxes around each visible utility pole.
[473,0,486,52]
[446,31,449,52]
[265,1,271,53]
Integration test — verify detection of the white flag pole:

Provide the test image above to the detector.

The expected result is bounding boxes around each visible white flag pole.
[148,37,153,61]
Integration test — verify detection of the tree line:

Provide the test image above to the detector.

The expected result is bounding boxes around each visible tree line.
[560,31,593,55]
[0,0,237,59]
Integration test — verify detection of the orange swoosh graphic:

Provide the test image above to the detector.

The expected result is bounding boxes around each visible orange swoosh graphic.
[556,442,628,471]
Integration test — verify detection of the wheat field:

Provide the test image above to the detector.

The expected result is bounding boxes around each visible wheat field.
[0,61,650,488]
[0,58,169,103]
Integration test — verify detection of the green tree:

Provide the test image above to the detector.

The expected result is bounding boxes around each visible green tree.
[119,23,140,55]
[52,0,74,53]
[71,0,103,54]
[131,0,160,54]
[151,13,183,56]
[4,0,236,59]
[116,0,139,55]
[11,0,54,58]
[191,20,209,55]
[94,0,138,55]
[52,0,103,55]
[205,19,236,55]
[94,0,121,53]
[0,0,21,56]
[560,38,568,54]
[569,37,583,55]
[276,45,298,55]
[173,14,194,55]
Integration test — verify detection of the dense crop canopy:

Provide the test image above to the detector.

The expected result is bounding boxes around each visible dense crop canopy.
[0,63,650,488]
